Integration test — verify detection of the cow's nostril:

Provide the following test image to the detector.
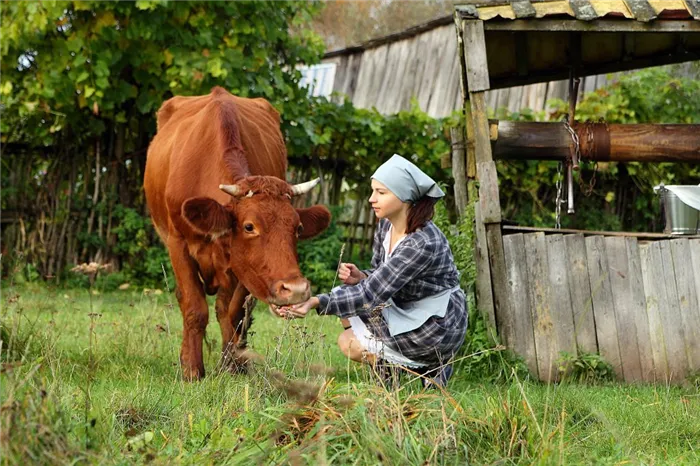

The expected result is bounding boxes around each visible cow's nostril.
[272,279,310,304]
[282,280,308,295]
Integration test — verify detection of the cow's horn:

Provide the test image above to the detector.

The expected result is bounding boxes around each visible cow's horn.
[291,178,321,196]
[219,184,241,197]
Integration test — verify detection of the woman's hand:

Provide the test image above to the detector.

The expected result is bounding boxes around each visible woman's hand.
[338,263,367,285]
[269,304,287,318]
[283,297,319,319]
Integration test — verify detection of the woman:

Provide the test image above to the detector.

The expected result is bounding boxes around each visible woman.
[277,154,467,387]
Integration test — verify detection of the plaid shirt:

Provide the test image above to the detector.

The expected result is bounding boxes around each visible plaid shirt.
[317,219,468,366]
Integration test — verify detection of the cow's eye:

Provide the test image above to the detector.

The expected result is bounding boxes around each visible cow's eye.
[297,224,304,236]
[244,223,255,233]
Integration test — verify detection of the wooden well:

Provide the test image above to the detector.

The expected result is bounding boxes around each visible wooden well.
[456,0,700,382]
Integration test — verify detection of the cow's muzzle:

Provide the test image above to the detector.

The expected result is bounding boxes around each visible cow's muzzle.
[269,277,311,305]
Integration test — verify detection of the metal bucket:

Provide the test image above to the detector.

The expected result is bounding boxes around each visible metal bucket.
[658,187,700,235]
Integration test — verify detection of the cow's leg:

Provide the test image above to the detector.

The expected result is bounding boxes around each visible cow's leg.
[219,283,256,373]
[215,283,235,354]
[167,235,209,381]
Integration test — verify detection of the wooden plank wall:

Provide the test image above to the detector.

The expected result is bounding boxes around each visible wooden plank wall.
[500,233,700,383]
[322,23,614,118]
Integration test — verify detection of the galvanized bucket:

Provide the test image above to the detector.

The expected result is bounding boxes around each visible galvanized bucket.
[657,185,700,235]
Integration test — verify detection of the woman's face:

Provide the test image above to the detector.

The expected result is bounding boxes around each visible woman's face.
[369,179,407,220]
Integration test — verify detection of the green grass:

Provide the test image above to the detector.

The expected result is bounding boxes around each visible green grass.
[2,283,699,465]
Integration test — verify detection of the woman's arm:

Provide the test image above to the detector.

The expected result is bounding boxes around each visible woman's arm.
[317,236,434,319]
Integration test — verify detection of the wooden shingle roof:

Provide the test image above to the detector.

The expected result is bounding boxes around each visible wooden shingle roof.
[455,0,700,89]
[458,0,699,22]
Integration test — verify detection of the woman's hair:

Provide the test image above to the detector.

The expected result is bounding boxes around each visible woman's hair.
[406,196,438,233]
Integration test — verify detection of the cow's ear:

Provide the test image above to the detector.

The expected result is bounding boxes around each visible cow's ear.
[297,205,331,240]
[182,197,235,235]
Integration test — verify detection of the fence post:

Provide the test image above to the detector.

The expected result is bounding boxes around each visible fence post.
[451,126,468,218]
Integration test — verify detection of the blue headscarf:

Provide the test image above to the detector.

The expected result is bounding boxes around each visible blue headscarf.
[371,154,445,203]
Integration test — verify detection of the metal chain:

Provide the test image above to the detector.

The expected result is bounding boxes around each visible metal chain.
[555,161,563,229]
[554,115,580,229]
[578,122,601,197]
[563,116,581,165]
[579,159,599,196]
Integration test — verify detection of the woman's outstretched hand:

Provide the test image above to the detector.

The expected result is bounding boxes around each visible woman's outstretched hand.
[270,297,319,320]
[338,263,367,285]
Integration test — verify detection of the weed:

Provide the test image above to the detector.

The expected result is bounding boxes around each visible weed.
[558,351,616,384]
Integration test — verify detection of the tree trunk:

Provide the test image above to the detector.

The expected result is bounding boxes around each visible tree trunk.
[81,138,101,261]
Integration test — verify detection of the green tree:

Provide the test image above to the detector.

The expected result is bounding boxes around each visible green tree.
[1,1,323,281]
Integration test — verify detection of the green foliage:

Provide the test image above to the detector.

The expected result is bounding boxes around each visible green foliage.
[1,1,324,281]
[558,351,616,384]
[11,262,41,285]
[549,66,700,124]
[434,200,476,290]
[286,97,452,191]
[456,311,531,383]
[1,1,324,147]
[110,206,174,288]
[62,264,91,289]
[688,370,700,389]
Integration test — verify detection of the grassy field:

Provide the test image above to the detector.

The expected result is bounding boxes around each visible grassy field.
[2,283,699,465]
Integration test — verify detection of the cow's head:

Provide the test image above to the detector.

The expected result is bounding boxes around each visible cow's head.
[181,176,330,306]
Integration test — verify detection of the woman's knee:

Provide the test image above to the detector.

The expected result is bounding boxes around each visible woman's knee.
[337,329,365,361]
[337,329,353,353]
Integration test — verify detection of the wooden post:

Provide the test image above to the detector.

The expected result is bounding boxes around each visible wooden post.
[475,202,497,342]
[463,19,508,349]
[359,202,374,260]
[451,126,468,218]
[466,110,478,204]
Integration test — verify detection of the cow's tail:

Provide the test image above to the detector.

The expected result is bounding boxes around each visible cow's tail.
[212,87,250,181]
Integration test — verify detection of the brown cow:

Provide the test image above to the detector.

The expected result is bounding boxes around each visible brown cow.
[144,87,330,380]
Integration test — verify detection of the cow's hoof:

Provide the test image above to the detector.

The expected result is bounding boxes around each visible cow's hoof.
[181,366,205,381]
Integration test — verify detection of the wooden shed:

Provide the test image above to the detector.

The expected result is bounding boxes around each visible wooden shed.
[454,0,700,383]
[322,15,618,118]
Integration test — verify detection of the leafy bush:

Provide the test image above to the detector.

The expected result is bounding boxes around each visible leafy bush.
[286,97,453,192]
[93,270,130,292]
[7,262,41,285]
[433,200,476,290]
[110,206,174,289]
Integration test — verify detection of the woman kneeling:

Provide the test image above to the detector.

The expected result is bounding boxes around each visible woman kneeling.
[277,154,467,388]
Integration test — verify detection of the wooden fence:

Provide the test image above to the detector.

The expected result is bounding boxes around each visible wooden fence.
[491,226,700,383]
